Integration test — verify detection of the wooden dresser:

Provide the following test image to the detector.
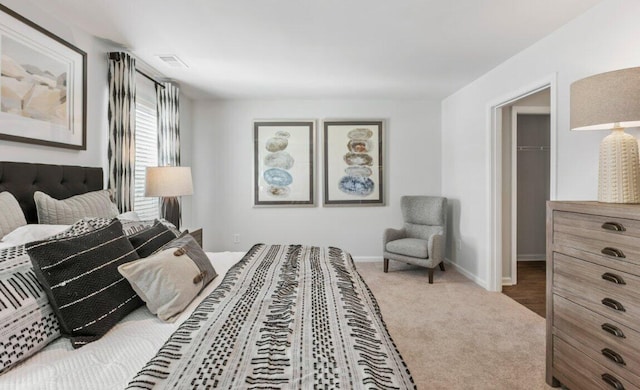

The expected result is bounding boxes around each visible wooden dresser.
[547,201,640,389]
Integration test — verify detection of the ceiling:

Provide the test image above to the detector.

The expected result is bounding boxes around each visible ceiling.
[32,0,601,100]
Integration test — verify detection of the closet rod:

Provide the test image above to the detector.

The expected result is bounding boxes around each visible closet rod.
[517,146,549,151]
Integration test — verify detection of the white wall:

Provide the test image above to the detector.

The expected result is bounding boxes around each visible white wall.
[190,99,441,257]
[180,96,195,226]
[441,0,640,288]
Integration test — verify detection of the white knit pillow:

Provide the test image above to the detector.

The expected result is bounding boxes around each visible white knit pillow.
[34,190,120,225]
[0,192,27,238]
[118,234,217,322]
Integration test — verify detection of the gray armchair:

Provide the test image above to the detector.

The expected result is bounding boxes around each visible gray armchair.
[383,196,447,283]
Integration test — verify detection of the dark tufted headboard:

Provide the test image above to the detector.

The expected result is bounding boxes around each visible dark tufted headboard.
[0,162,103,224]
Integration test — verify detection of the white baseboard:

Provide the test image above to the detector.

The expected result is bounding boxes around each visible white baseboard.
[502,276,513,286]
[444,258,488,290]
[517,254,546,261]
[353,257,491,291]
[352,256,383,263]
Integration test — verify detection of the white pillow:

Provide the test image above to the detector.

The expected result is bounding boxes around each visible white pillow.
[118,234,218,322]
[0,192,27,238]
[0,241,15,250]
[117,211,140,221]
[1,224,69,246]
[34,190,120,225]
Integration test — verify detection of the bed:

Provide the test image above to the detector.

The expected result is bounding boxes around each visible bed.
[0,162,415,389]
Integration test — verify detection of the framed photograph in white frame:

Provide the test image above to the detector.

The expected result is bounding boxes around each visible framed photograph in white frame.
[0,4,86,150]
[323,120,384,206]
[253,120,315,206]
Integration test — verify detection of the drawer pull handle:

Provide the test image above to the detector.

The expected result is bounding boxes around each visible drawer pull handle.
[602,323,626,338]
[602,272,626,285]
[602,222,626,232]
[602,298,626,312]
[602,373,625,390]
[602,348,626,365]
[601,247,626,258]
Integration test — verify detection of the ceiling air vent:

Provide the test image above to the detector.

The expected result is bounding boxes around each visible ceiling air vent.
[156,55,188,68]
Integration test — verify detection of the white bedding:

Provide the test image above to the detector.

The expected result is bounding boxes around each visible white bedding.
[0,251,246,390]
[0,225,69,246]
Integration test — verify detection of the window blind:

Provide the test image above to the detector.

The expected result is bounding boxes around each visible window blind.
[134,75,159,220]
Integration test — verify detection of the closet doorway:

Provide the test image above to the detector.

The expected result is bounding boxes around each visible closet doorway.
[500,88,550,318]
[513,108,550,277]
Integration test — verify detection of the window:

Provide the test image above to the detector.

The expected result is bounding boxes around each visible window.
[133,75,159,220]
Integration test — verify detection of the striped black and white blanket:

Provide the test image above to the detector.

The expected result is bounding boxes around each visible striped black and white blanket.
[127,244,415,389]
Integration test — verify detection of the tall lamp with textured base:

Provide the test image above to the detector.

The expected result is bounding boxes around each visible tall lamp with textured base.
[571,67,640,203]
[145,166,193,230]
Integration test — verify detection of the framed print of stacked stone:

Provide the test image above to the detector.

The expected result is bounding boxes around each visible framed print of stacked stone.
[253,121,315,206]
[323,120,384,206]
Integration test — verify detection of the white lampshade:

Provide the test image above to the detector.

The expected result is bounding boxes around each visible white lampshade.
[571,67,640,131]
[570,67,640,204]
[145,166,193,197]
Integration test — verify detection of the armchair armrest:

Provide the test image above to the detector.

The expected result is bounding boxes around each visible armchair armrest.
[383,228,406,246]
[428,233,445,263]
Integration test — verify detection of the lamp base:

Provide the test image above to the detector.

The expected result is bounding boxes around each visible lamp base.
[598,128,640,203]
[161,197,181,230]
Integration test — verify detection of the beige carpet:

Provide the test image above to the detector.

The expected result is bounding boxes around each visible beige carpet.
[356,261,552,390]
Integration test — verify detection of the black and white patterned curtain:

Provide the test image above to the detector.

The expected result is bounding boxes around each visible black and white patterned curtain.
[156,82,181,226]
[107,52,136,212]
[156,82,180,166]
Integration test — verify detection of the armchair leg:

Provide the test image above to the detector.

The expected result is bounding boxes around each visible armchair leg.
[439,262,445,271]
[383,258,389,273]
[428,268,434,284]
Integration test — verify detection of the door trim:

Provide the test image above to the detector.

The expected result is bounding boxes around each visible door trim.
[485,74,557,292]
[510,106,550,285]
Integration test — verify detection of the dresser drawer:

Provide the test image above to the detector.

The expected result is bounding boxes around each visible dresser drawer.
[553,245,640,278]
[554,253,640,330]
[554,295,640,381]
[554,211,640,268]
[554,336,640,390]
[554,231,640,271]
[555,211,640,240]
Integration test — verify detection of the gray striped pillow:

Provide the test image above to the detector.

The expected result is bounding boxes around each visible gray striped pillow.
[0,191,27,238]
[34,190,119,225]
[26,219,142,348]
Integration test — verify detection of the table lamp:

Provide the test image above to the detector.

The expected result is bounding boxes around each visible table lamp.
[145,166,193,229]
[570,67,640,203]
